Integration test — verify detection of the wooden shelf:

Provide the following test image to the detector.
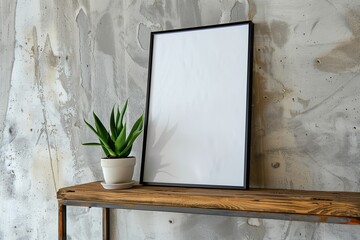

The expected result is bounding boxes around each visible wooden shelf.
[57,181,360,225]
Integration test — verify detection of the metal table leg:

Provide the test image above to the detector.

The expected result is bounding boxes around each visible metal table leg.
[103,208,110,240]
[59,203,67,240]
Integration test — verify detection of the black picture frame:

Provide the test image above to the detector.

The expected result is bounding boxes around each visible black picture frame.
[140,21,254,189]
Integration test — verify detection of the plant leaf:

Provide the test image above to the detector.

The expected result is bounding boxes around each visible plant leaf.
[84,118,98,135]
[101,145,110,157]
[83,142,111,157]
[85,118,108,145]
[82,142,102,146]
[98,137,116,156]
[115,124,126,155]
[84,116,115,157]
[107,133,116,153]
[93,112,115,150]
[83,101,142,158]
[126,114,144,145]
[116,99,128,133]
[115,106,120,130]
[93,112,109,139]
[122,146,132,157]
[85,117,115,155]
[119,129,142,157]
[109,106,117,142]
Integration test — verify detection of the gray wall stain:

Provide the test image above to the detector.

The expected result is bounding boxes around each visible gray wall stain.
[33,27,59,193]
[247,0,257,20]
[32,27,40,86]
[270,20,289,48]
[297,97,311,109]
[346,7,360,37]
[177,0,201,27]
[197,0,221,25]
[140,0,165,23]
[137,23,151,51]
[230,1,246,22]
[96,13,116,56]
[76,8,92,112]
[0,157,16,198]
[0,0,17,145]
[315,9,360,73]
[42,34,58,68]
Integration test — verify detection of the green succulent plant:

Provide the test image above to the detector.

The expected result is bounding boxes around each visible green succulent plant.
[83,100,144,158]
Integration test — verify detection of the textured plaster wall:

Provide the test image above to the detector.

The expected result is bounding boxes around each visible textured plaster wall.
[0,0,359,239]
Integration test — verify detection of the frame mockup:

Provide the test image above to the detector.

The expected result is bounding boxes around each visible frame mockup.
[140,21,254,189]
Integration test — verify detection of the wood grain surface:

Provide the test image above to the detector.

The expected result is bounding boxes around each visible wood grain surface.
[57,182,360,224]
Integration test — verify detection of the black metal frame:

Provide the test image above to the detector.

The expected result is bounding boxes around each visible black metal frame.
[140,21,254,189]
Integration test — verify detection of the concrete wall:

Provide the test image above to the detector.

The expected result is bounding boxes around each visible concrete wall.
[0,0,359,239]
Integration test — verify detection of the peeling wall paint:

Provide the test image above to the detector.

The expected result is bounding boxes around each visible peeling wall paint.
[0,0,359,239]
[0,1,17,145]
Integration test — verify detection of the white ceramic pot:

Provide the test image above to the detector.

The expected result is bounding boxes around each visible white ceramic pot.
[100,157,136,184]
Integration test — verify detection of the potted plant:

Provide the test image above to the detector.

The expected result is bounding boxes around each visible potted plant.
[83,99,144,189]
